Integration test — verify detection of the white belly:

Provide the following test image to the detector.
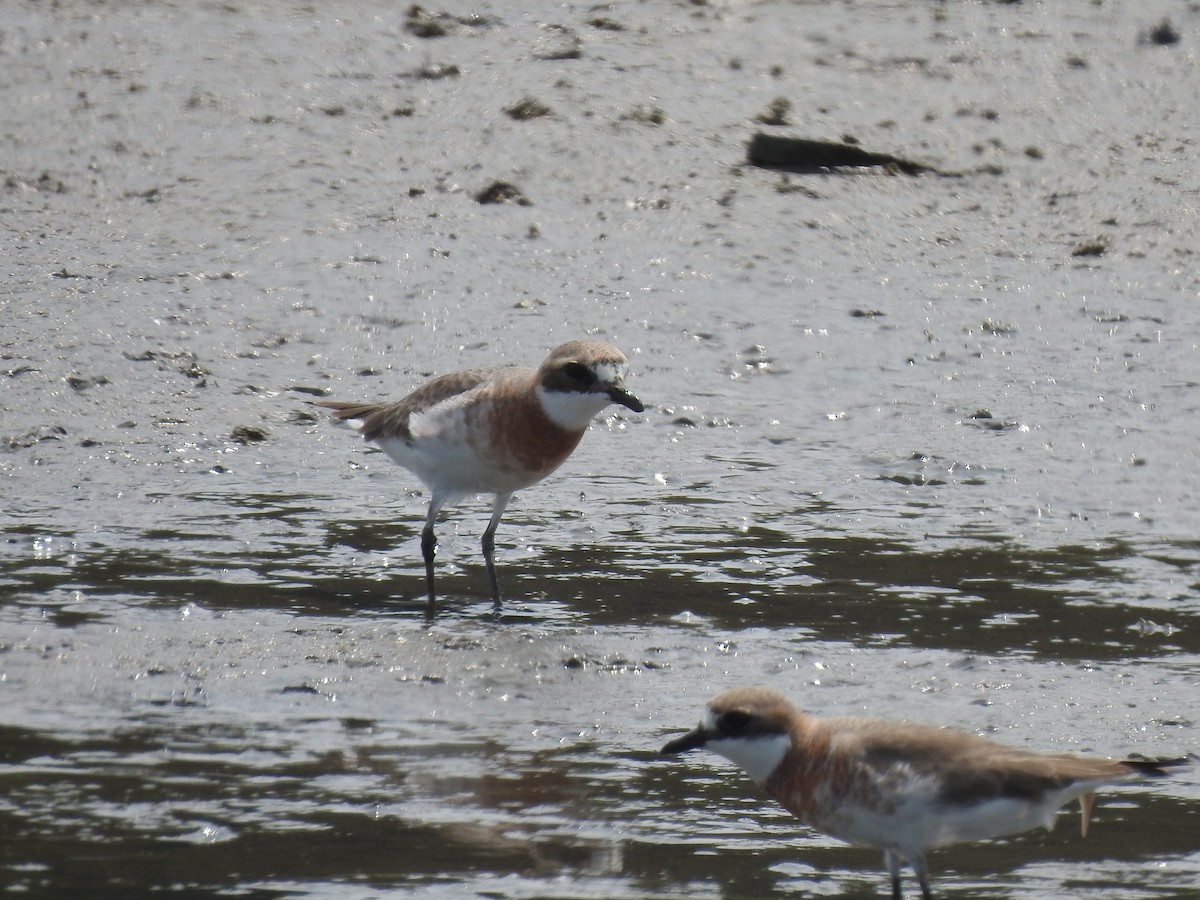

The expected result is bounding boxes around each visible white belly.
[376,433,545,499]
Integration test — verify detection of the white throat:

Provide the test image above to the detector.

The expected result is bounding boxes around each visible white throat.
[537,385,616,431]
[709,734,791,785]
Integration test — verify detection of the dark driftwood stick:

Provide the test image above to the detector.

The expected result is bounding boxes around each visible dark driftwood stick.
[747,132,951,176]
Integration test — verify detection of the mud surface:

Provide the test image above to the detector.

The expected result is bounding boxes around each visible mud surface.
[3,2,1199,898]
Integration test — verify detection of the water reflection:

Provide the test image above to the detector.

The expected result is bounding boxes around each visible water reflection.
[2,517,1197,661]
[2,499,1197,898]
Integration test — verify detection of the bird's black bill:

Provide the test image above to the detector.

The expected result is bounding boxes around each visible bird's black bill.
[609,386,645,413]
[661,728,708,755]
[1122,755,1191,777]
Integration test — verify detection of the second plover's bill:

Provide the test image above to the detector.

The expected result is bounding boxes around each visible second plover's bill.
[662,686,1183,899]
[315,340,643,606]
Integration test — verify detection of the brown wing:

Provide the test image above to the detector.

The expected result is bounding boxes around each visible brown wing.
[313,367,499,443]
[840,718,1135,805]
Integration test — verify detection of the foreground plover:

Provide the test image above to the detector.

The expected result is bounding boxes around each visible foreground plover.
[662,686,1183,899]
[314,340,643,606]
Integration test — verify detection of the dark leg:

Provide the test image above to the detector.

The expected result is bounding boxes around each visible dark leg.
[912,855,933,900]
[482,493,512,606]
[421,522,437,603]
[421,498,445,605]
[884,850,904,900]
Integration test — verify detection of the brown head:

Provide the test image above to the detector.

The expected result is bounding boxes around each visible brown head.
[535,340,644,431]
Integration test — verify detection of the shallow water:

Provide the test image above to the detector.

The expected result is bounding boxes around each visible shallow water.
[3,1,1199,898]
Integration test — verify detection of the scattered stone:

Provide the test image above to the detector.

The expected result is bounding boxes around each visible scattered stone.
[755,96,792,126]
[980,318,1017,335]
[533,25,582,60]
[773,176,820,197]
[231,425,270,445]
[562,653,653,673]
[5,425,67,450]
[404,6,498,38]
[66,374,111,391]
[406,6,451,38]
[588,16,625,31]
[4,172,67,194]
[1071,236,1110,257]
[623,105,665,125]
[963,410,1021,432]
[475,180,531,205]
[124,186,163,202]
[883,474,947,487]
[1146,19,1181,46]
[506,96,553,120]
[412,62,460,80]
[124,349,211,383]
[281,683,322,695]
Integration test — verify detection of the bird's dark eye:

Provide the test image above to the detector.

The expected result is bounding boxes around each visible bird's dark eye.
[563,362,593,383]
[718,710,753,735]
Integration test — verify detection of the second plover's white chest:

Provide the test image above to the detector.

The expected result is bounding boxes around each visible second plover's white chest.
[802,766,1062,851]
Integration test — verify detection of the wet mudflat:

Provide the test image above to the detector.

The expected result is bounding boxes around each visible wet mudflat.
[3,1,1199,898]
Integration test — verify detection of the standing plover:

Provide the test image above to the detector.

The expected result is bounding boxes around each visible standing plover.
[662,686,1182,899]
[315,340,643,606]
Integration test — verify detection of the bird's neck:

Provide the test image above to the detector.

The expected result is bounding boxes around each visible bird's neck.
[536,385,616,432]
[712,734,792,785]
